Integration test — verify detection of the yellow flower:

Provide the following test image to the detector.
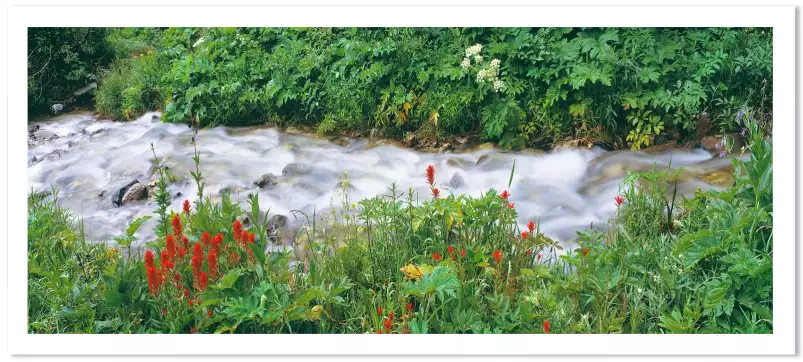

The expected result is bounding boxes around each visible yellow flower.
[351,203,356,209]
[400,264,425,281]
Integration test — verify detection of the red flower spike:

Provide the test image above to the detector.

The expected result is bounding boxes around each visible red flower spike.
[447,245,455,255]
[388,311,394,320]
[527,221,535,232]
[425,165,435,186]
[229,249,240,264]
[233,220,242,242]
[190,327,196,334]
[207,309,213,318]
[192,243,204,282]
[248,232,255,244]
[201,232,210,247]
[166,235,176,259]
[406,303,413,312]
[525,249,532,256]
[431,187,440,198]
[500,190,510,200]
[582,248,589,256]
[172,215,182,238]
[183,200,191,215]
[198,272,209,292]
[493,250,503,263]
[377,307,383,315]
[161,308,166,315]
[537,253,542,261]
[460,249,467,257]
[183,289,190,298]
[188,299,193,307]
[376,330,382,334]
[145,250,155,268]
[208,250,218,280]
[432,252,442,262]
[182,236,190,251]
[543,320,551,334]
[615,195,625,207]
[521,231,529,239]
[383,318,392,334]
[507,202,515,209]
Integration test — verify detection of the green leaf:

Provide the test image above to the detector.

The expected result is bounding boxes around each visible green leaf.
[126,216,152,237]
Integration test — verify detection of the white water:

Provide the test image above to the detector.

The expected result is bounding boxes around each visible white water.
[28,112,733,250]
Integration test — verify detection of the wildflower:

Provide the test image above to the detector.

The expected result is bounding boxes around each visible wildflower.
[406,303,413,312]
[212,233,223,255]
[543,320,551,334]
[183,200,191,215]
[145,250,161,295]
[537,253,542,261]
[161,308,167,315]
[447,245,455,255]
[500,190,510,200]
[166,235,176,259]
[183,289,190,298]
[188,299,194,307]
[489,58,501,69]
[388,311,394,320]
[614,195,625,207]
[527,221,535,232]
[198,271,209,292]
[160,250,173,273]
[476,69,487,83]
[229,249,240,264]
[521,231,529,239]
[460,249,467,257]
[425,165,435,186]
[719,151,727,158]
[465,43,482,58]
[192,243,204,285]
[207,309,213,318]
[493,250,502,263]
[582,248,589,256]
[174,272,181,283]
[192,36,205,48]
[377,307,383,315]
[351,203,357,209]
[172,214,183,239]
[493,79,505,93]
[201,231,210,247]
[376,330,382,334]
[507,202,515,209]
[460,57,471,68]
[233,219,243,243]
[383,317,392,334]
[637,288,643,293]
[432,187,440,198]
[190,327,196,334]
[248,232,255,244]
[208,250,218,280]
[525,249,532,256]
[432,252,442,262]
[402,328,410,334]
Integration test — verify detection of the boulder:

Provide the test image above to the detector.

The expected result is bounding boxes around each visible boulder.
[282,162,312,176]
[121,183,148,205]
[253,173,278,188]
[449,172,465,189]
[113,180,140,207]
[265,214,289,242]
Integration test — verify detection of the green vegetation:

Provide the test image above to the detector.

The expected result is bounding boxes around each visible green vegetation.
[29,27,772,150]
[28,115,772,334]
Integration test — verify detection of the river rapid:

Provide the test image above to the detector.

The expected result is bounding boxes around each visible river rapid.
[27,111,740,253]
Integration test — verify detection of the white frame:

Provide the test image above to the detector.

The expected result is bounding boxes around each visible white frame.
[6,3,795,356]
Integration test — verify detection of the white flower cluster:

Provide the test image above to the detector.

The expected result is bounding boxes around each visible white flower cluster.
[465,43,483,58]
[192,36,206,48]
[460,58,471,69]
[493,79,505,92]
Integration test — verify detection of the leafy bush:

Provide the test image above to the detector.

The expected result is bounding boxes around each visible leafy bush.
[89,27,771,149]
[27,28,112,115]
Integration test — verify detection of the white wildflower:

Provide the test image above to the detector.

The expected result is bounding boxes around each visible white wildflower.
[637,288,643,293]
[476,69,487,83]
[678,268,684,275]
[460,57,471,69]
[490,58,501,69]
[192,36,206,48]
[474,55,483,63]
[652,274,660,282]
[465,43,483,58]
[493,79,505,92]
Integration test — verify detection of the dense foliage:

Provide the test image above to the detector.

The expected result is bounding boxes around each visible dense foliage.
[27,28,112,115]
[86,27,772,149]
[27,114,772,334]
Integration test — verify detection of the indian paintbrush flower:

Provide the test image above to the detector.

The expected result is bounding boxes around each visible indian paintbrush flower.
[500,190,510,200]
[493,250,502,263]
[431,187,440,198]
[183,199,191,214]
[521,231,529,239]
[527,221,535,232]
[432,252,442,261]
[426,165,435,186]
[614,195,625,207]
[543,320,550,334]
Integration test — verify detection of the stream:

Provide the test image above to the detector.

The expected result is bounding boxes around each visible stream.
[27,111,741,253]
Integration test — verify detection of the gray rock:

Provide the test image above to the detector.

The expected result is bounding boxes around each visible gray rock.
[449,172,466,189]
[113,180,140,207]
[282,162,312,176]
[50,104,64,115]
[253,173,278,188]
[266,214,289,242]
[121,183,148,205]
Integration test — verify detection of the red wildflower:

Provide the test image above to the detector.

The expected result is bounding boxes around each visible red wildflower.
[145,249,155,268]
[425,165,435,186]
[172,214,182,239]
[525,249,532,256]
[521,231,529,239]
[160,250,173,273]
[183,199,191,215]
[207,309,213,318]
[208,250,218,280]
[166,235,176,259]
[432,252,442,262]
[447,245,455,255]
[377,307,383,315]
[376,330,382,334]
[188,299,194,307]
[493,250,503,263]
[406,303,413,312]
[614,195,625,207]
[500,190,510,200]
[383,317,392,334]
[537,253,542,261]
[198,272,209,292]
[145,251,161,295]
[543,320,550,334]
[431,187,440,198]
[161,308,166,315]
[190,327,196,334]
[402,328,410,334]
[460,249,467,257]
[229,249,240,264]
[212,233,223,255]
[182,236,190,252]
[183,289,190,298]
[192,242,204,278]
[232,220,242,243]
[174,272,181,283]
[507,202,515,209]
[201,231,210,247]
[582,248,589,256]
[248,232,255,244]
[527,221,535,232]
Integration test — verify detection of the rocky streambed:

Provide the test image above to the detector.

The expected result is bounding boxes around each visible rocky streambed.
[27,111,745,253]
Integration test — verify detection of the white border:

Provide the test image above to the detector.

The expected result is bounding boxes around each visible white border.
[7,4,795,356]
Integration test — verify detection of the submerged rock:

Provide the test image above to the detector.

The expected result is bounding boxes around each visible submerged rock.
[266,214,289,242]
[253,173,279,188]
[121,182,148,205]
[113,180,140,207]
[282,162,312,176]
[449,172,465,189]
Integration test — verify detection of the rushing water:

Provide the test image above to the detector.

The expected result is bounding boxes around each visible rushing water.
[27,112,739,252]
